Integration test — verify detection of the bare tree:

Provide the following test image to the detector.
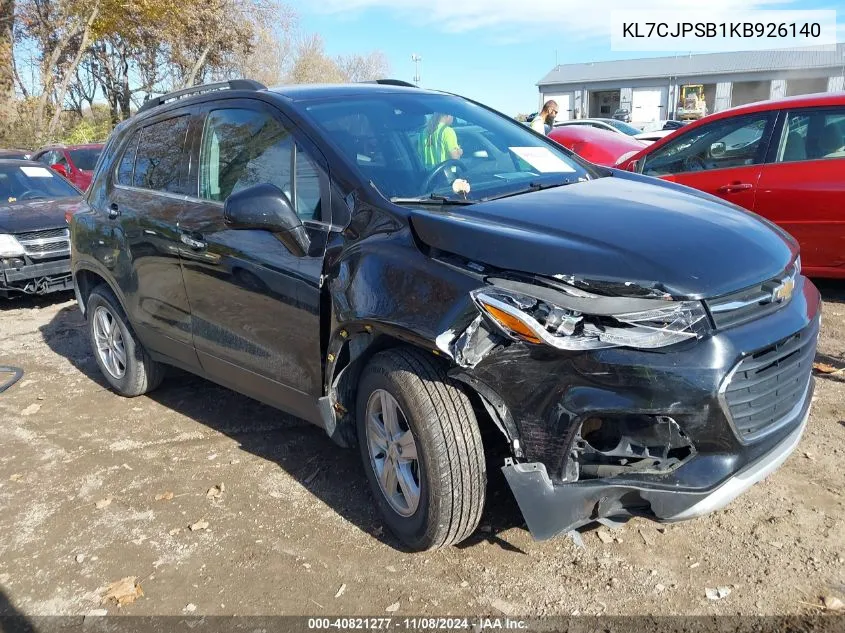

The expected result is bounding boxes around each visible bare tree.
[335,51,390,83]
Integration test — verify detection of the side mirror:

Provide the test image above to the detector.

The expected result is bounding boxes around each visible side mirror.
[51,163,68,178]
[223,183,311,257]
[710,141,726,157]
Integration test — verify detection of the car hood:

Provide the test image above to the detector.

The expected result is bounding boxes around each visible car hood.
[408,172,796,299]
[0,197,80,234]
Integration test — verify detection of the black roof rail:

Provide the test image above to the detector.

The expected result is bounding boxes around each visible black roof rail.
[137,79,267,115]
[363,79,418,88]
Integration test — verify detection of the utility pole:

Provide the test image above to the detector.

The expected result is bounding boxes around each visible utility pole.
[411,54,422,86]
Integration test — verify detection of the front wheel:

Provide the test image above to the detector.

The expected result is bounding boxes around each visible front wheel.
[356,348,486,550]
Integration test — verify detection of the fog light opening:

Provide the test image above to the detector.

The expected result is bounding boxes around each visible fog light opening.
[571,414,696,480]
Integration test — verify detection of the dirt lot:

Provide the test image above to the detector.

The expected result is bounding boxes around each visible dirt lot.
[0,284,843,618]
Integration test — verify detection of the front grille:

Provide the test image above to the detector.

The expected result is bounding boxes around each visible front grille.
[16,228,68,241]
[707,265,797,330]
[15,228,70,260]
[722,331,814,442]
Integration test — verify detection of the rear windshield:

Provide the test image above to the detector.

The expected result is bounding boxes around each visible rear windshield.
[69,148,102,171]
[0,164,80,202]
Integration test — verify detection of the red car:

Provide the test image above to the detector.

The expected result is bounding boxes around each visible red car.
[616,92,845,279]
[32,144,104,191]
[548,125,646,166]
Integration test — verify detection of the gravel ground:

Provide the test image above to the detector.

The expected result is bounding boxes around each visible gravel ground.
[0,285,843,618]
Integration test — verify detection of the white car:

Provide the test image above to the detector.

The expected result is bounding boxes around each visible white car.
[633,129,675,144]
[554,118,644,137]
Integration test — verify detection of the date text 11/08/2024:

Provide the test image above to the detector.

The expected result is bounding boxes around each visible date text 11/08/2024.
[307,618,528,630]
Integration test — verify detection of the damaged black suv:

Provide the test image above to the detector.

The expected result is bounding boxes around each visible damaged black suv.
[71,80,820,550]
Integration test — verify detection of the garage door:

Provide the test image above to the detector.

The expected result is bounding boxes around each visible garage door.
[543,93,573,122]
[631,87,667,123]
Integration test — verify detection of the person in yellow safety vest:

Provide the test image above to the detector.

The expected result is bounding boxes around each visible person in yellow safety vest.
[419,113,463,168]
[531,100,558,135]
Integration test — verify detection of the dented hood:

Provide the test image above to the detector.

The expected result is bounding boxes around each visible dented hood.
[408,173,796,299]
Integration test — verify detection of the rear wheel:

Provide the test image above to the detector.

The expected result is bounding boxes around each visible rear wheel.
[86,285,165,396]
[356,347,486,550]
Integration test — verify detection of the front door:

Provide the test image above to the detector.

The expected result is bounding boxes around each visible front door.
[176,101,330,423]
[641,112,777,212]
[100,113,198,368]
[755,106,845,276]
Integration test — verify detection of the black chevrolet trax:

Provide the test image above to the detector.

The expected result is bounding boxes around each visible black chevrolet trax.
[70,80,820,550]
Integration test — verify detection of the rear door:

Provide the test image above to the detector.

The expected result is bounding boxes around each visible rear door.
[755,106,845,276]
[175,99,330,423]
[640,112,777,211]
[104,110,199,368]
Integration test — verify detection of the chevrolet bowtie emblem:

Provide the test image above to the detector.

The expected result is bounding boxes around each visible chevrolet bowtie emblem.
[772,277,795,303]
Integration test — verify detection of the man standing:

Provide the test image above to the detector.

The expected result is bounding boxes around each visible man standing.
[531,100,559,135]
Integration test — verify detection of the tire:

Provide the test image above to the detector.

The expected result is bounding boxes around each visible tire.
[356,347,486,550]
[86,284,165,397]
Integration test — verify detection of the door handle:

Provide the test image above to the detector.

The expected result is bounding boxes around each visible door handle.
[107,203,120,219]
[180,233,206,250]
[717,183,753,193]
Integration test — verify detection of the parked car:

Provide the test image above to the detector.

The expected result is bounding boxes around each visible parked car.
[548,125,647,166]
[0,149,33,160]
[617,92,845,278]
[662,120,686,130]
[554,117,643,137]
[72,80,818,551]
[32,143,104,191]
[612,108,631,122]
[633,129,676,144]
[0,159,80,297]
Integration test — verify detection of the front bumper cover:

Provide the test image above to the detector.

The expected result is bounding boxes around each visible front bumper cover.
[502,380,812,539]
[0,258,72,296]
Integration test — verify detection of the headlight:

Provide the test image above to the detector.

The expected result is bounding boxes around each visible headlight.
[0,234,25,258]
[471,279,708,351]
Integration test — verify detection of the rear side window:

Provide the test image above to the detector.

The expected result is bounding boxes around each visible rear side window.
[133,115,190,193]
[776,108,845,163]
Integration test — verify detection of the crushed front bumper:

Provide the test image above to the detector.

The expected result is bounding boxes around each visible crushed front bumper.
[458,274,821,540]
[0,257,73,297]
[502,382,811,539]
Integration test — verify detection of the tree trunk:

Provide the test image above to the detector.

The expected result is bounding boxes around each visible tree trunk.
[0,0,15,100]
[47,2,100,137]
[183,43,212,88]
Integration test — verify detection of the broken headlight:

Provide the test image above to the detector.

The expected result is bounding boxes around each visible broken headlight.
[471,280,708,351]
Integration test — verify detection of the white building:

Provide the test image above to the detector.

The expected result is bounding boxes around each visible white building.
[537,44,845,124]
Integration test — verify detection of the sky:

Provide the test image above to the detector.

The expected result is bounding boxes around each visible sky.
[292,0,845,116]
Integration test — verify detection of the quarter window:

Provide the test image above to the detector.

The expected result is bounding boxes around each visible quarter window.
[116,131,140,186]
[199,108,322,221]
[643,114,772,176]
[776,108,845,163]
[133,115,190,193]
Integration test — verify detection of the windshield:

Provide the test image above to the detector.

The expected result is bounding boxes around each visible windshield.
[0,164,79,202]
[303,93,593,203]
[69,148,101,171]
[608,120,642,136]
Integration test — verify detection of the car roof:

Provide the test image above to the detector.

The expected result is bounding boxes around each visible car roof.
[713,91,845,118]
[268,83,435,102]
[549,124,646,149]
[35,143,105,151]
[0,158,55,167]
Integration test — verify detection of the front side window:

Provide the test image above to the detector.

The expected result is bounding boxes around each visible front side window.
[199,108,322,221]
[642,114,772,176]
[302,93,592,203]
[133,115,190,193]
[776,108,845,163]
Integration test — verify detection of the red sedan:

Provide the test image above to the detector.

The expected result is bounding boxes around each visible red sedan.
[616,92,845,279]
[548,125,647,166]
[32,144,104,191]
